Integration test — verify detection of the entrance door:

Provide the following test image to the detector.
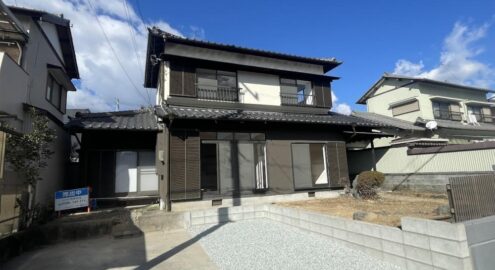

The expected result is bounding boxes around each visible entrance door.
[201,143,218,192]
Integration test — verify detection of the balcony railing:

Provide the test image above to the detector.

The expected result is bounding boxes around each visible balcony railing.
[197,85,239,102]
[433,109,462,121]
[280,93,316,107]
[469,113,493,123]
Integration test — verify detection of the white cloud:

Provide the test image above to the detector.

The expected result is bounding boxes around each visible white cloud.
[6,0,187,112]
[335,103,352,115]
[393,22,495,88]
[330,91,352,115]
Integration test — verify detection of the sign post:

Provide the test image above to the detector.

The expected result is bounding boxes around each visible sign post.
[54,187,90,213]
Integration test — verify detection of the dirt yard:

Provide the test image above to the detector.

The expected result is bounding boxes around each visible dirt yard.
[279,191,450,227]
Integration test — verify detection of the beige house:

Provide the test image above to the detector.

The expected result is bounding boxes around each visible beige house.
[349,73,495,192]
[0,3,79,234]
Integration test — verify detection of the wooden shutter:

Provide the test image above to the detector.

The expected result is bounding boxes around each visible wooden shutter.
[391,100,420,116]
[326,142,349,188]
[449,103,462,121]
[169,130,201,201]
[322,82,332,108]
[182,65,196,97]
[169,63,196,97]
[314,81,325,107]
[482,107,492,123]
[185,133,200,199]
[266,140,294,193]
[169,63,183,96]
[0,131,5,179]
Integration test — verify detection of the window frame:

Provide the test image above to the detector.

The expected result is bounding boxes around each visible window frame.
[45,73,66,113]
[196,68,238,89]
[432,101,462,121]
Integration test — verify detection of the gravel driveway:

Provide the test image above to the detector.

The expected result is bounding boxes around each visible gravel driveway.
[189,219,403,270]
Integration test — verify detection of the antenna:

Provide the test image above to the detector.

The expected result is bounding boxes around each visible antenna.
[425,120,438,130]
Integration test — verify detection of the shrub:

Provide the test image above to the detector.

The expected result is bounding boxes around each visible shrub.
[355,171,385,199]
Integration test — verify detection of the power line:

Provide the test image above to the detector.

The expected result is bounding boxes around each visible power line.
[122,0,151,105]
[86,0,150,107]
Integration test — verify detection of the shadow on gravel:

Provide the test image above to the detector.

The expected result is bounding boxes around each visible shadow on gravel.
[135,207,229,270]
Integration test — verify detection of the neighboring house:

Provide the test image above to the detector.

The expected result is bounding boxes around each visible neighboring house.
[0,3,79,233]
[144,28,386,210]
[349,73,495,192]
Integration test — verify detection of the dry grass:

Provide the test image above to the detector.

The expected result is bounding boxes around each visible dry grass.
[278,191,449,227]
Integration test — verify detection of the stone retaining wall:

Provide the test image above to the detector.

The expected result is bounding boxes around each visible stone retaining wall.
[188,204,473,270]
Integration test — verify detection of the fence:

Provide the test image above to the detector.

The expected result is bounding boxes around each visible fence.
[447,174,495,222]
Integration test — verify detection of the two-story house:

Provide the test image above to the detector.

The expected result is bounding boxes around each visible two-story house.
[349,73,495,192]
[0,4,79,233]
[143,28,386,210]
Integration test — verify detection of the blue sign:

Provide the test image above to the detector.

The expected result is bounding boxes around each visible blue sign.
[54,187,89,211]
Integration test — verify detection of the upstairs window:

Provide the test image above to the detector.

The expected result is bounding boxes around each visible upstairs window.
[467,105,492,123]
[196,69,238,101]
[46,74,64,111]
[280,78,314,106]
[432,101,462,121]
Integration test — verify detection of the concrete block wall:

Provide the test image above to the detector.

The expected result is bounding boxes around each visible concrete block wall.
[187,204,474,270]
[266,205,472,270]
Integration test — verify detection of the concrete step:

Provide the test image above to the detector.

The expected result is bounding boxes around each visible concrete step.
[111,223,143,239]
[137,212,187,232]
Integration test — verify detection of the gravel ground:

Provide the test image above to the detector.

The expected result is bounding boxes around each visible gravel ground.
[189,219,403,270]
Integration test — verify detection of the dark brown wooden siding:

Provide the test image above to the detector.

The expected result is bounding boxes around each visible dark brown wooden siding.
[185,134,200,199]
[322,82,332,108]
[266,140,294,193]
[169,130,201,201]
[169,63,197,97]
[314,80,332,108]
[326,142,349,188]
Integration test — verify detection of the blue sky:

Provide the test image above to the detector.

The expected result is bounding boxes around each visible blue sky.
[136,0,495,111]
[8,0,495,112]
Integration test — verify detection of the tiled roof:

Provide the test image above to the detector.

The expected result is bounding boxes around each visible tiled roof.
[357,73,495,104]
[67,109,160,131]
[156,105,387,128]
[417,118,495,132]
[155,28,341,67]
[352,112,425,131]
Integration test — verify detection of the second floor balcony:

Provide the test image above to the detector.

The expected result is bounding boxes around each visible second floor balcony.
[280,93,316,107]
[433,109,463,121]
[196,85,240,102]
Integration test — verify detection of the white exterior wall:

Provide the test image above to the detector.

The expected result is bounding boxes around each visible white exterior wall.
[366,80,491,123]
[349,146,495,174]
[39,22,64,64]
[238,71,281,106]
[0,52,29,130]
[366,81,423,122]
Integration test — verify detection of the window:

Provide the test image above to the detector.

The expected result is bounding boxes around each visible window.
[292,143,328,190]
[432,101,462,121]
[115,151,158,194]
[391,100,419,116]
[46,74,64,111]
[196,69,238,101]
[467,105,492,123]
[280,78,314,106]
[0,131,6,180]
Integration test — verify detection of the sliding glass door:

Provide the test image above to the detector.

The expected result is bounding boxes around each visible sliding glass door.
[292,143,328,190]
[115,150,158,195]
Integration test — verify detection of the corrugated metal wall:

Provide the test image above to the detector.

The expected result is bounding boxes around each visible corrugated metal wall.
[348,146,495,174]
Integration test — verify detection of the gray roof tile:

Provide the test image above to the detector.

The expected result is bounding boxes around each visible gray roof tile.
[352,112,425,131]
[67,109,160,131]
[157,105,387,128]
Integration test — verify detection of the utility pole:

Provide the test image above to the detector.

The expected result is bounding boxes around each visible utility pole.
[115,98,120,111]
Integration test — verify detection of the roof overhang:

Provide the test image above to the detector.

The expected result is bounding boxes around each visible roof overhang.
[48,64,76,91]
[0,2,28,42]
[145,27,341,88]
[8,6,79,79]
[357,73,495,105]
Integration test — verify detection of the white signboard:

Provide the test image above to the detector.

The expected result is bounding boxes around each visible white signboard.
[54,187,89,211]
